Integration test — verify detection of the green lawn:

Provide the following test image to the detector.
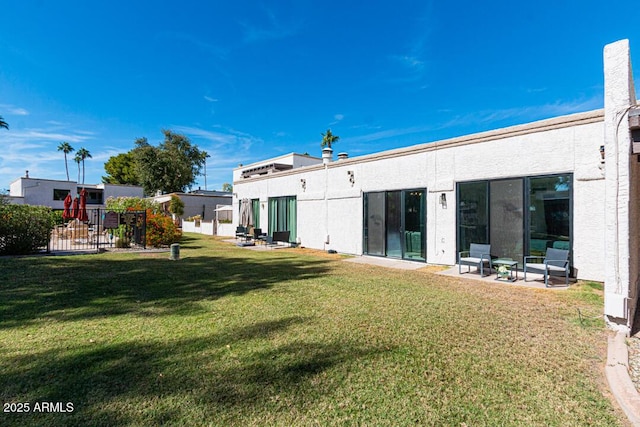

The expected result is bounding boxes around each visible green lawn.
[0,234,625,426]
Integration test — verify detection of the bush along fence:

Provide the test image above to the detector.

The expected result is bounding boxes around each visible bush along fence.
[0,204,55,255]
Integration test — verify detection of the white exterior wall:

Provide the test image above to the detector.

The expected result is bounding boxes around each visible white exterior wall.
[234,111,607,281]
[9,178,76,209]
[603,39,638,329]
[9,178,145,209]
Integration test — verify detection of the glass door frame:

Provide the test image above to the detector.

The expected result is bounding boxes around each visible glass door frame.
[363,188,427,262]
[456,173,573,267]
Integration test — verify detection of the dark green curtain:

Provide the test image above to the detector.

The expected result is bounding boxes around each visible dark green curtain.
[251,199,260,230]
[267,196,296,241]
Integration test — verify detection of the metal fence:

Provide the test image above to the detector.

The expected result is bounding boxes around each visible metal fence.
[46,209,146,253]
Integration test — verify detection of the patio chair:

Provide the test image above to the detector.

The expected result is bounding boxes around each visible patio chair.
[524,247,570,287]
[458,243,492,276]
[253,228,267,245]
[235,226,247,240]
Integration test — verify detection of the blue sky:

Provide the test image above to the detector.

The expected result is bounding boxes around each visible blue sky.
[1,1,638,192]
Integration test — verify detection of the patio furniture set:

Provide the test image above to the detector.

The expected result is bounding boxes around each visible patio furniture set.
[458,243,570,287]
[235,226,293,248]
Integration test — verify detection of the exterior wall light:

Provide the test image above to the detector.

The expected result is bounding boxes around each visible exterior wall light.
[440,193,447,208]
[600,145,605,163]
[300,178,306,191]
[347,171,355,186]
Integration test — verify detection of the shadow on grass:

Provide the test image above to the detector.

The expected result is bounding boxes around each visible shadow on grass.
[0,317,388,426]
[0,249,331,328]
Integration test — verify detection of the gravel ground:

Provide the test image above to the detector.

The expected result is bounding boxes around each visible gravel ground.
[630,339,640,389]
[630,314,640,393]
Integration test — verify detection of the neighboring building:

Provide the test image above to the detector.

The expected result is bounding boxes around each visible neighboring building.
[7,173,233,224]
[237,153,323,179]
[233,40,640,333]
[8,174,144,209]
[150,189,232,222]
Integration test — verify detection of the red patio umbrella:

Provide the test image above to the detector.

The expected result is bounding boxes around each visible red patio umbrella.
[77,189,89,222]
[71,196,79,219]
[62,193,73,219]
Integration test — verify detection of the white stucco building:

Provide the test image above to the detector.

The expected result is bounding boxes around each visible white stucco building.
[150,190,232,222]
[233,40,640,333]
[8,175,144,209]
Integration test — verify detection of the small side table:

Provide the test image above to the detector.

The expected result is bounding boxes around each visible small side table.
[493,258,518,282]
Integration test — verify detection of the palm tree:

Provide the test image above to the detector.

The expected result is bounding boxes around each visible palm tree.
[321,129,340,149]
[74,153,82,183]
[0,116,8,130]
[76,148,92,184]
[57,142,74,181]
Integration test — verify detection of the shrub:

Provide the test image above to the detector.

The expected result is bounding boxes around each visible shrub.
[105,197,180,247]
[146,211,182,248]
[186,214,202,226]
[50,210,65,226]
[169,195,185,217]
[0,204,55,255]
[113,225,131,248]
[105,196,162,214]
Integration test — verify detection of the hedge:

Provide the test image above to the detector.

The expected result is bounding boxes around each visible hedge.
[0,204,55,255]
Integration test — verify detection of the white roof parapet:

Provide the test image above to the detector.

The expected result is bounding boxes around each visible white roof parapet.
[234,109,605,184]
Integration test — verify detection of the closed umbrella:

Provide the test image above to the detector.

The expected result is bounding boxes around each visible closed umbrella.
[62,193,72,219]
[71,196,79,219]
[240,199,253,228]
[77,189,89,222]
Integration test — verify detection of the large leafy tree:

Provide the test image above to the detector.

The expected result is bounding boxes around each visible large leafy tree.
[76,147,92,184]
[57,142,74,181]
[0,116,8,130]
[132,130,207,195]
[321,129,339,149]
[102,152,140,185]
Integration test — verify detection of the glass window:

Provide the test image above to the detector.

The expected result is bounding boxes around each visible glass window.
[85,190,103,205]
[53,189,70,201]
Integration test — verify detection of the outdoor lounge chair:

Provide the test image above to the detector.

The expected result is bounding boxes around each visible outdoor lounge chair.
[264,231,291,249]
[458,243,492,276]
[524,247,570,287]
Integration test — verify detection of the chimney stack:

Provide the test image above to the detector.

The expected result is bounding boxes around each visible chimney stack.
[322,147,333,165]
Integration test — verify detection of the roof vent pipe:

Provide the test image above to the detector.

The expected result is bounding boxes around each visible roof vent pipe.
[322,147,333,165]
[337,152,348,160]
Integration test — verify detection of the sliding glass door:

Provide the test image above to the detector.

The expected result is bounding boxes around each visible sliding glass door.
[363,189,426,261]
[404,190,426,261]
[528,175,571,255]
[457,174,572,265]
[489,179,524,263]
[386,191,402,258]
[458,181,489,251]
[364,192,386,256]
